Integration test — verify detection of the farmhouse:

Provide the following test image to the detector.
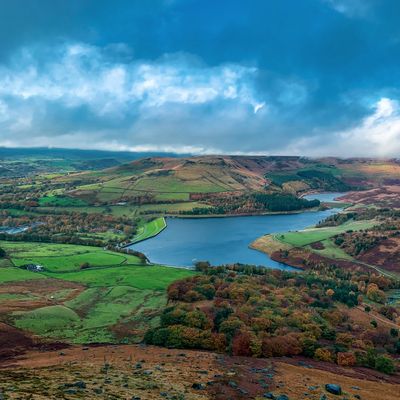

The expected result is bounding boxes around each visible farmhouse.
[23,264,44,272]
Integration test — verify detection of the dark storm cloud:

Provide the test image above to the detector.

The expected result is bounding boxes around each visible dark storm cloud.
[0,0,400,155]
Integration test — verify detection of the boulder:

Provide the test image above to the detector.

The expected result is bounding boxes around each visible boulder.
[325,384,342,395]
[192,383,206,390]
[263,393,275,399]
[73,381,86,389]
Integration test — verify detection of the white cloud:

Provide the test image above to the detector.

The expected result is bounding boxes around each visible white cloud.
[253,102,265,114]
[0,43,264,120]
[323,0,372,18]
[283,97,400,157]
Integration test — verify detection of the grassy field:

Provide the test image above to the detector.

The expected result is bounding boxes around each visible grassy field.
[131,217,166,243]
[37,201,208,217]
[38,195,88,207]
[306,238,354,260]
[12,265,195,343]
[275,220,376,247]
[1,241,144,272]
[0,267,44,283]
[45,265,192,290]
[0,240,196,343]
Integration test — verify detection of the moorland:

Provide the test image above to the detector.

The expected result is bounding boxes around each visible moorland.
[0,148,400,399]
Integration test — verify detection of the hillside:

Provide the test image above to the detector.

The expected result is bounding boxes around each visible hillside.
[57,156,400,205]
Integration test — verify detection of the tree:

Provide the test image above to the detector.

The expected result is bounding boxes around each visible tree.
[390,328,399,338]
[0,247,6,257]
[337,352,356,367]
[366,283,386,304]
[232,330,252,357]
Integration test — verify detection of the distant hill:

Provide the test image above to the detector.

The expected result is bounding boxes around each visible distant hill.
[61,155,400,205]
[0,147,187,177]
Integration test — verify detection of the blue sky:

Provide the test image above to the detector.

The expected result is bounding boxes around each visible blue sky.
[0,0,399,156]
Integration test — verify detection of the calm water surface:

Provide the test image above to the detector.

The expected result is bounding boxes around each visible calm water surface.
[130,192,346,269]
[303,192,346,202]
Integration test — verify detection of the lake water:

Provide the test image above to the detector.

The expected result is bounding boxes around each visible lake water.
[303,192,346,202]
[130,192,346,269]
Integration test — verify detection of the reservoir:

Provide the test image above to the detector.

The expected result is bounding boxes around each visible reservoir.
[130,192,346,269]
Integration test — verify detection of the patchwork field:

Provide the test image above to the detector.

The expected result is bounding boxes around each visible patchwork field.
[0,241,195,344]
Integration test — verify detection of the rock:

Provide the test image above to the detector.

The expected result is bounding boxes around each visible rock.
[143,370,153,375]
[131,397,141,400]
[308,386,318,391]
[82,347,89,351]
[351,386,360,390]
[354,395,361,400]
[73,381,86,389]
[228,381,238,389]
[298,361,313,368]
[325,384,342,395]
[0,391,4,400]
[276,395,289,400]
[59,351,66,356]
[263,393,275,399]
[192,383,206,390]
[320,395,327,400]
[93,388,103,394]
[135,362,142,369]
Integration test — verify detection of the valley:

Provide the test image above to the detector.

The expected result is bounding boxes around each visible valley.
[1,150,400,399]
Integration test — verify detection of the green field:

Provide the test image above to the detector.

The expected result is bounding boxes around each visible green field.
[45,265,192,290]
[1,241,144,272]
[12,266,195,343]
[14,287,168,343]
[131,217,167,243]
[0,267,43,283]
[275,220,376,247]
[131,175,227,193]
[0,240,196,343]
[306,238,354,260]
[39,195,88,207]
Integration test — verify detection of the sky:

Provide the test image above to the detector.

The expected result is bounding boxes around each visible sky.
[0,0,399,157]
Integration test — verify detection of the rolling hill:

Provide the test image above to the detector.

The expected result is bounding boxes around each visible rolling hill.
[58,156,400,206]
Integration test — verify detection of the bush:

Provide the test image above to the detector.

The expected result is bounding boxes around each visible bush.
[314,347,333,362]
[375,355,396,375]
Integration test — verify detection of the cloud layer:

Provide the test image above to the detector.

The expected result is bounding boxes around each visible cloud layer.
[0,0,399,156]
